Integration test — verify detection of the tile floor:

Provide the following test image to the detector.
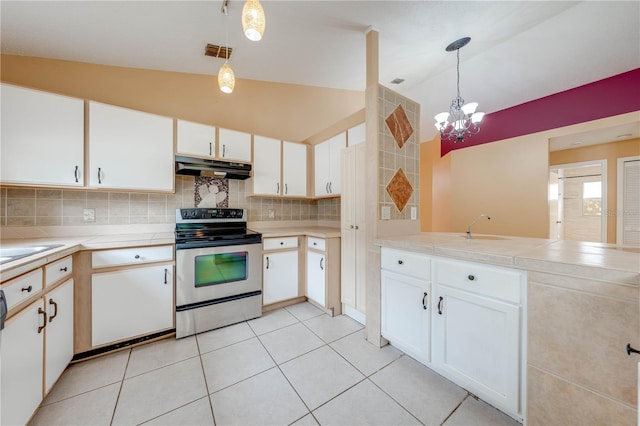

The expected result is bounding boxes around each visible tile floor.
[31,302,521,426]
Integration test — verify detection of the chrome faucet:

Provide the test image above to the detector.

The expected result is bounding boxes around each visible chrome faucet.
[466,214,491,239]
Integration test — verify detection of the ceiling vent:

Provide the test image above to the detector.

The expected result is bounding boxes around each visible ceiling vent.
[205,44,232,59]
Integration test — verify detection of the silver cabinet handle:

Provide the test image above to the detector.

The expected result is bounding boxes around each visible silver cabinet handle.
[285,183,288,195]
[422,292,428,310]
[320,257,324,271]
[222,144,226,157]
[209,142,213,156]
[276,182,280,194]
[266,257,270,269]
[164,268,168,285]
[74,166,80,183]
[97,167,102,184]
[437,296,444,315]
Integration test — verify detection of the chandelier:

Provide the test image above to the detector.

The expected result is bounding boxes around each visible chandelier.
[434,37,484,143]
[242,0,266,41]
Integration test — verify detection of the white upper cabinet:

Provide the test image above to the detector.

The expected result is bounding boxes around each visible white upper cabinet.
[314,132,345,197]
[218,128,252,163]
[347,123,366,146]
[176,119,216,158]
[251,135,282,195]
[88,102,174,192]
[0,83,85,187]
[282,141,307,197]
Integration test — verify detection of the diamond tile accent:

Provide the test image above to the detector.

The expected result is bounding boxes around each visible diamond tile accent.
[386,168,413,212]
[385,104,413,149]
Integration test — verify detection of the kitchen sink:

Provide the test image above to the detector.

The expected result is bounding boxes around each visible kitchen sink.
[0,244,64,264]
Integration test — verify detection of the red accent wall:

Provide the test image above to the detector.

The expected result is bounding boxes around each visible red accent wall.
[441,68,640,156]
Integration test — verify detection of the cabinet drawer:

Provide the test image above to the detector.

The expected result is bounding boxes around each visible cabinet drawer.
[307,237,325,251]
[45,256,72,287]
[435,259,522,304]
[92,245,174,268]
[264,237,298,250]
[2,269,43,310]
[381,248,431,279]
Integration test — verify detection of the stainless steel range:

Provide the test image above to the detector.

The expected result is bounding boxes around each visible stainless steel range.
[175,208,262,338]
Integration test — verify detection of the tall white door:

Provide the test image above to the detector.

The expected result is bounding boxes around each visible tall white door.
[619,159,640,246]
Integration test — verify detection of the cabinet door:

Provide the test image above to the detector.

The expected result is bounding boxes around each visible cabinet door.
[252,135,282,195]
[219,128,252,163]
[45,279,74,394]
[283,142,307,197]
[328,133,346,194]
[177,119,215,158]
[0,299,44,426]
[263,251,298,305]
[314,141,330,196]
[306,251,326,306]
[347,123,366,146]
[92,264,174,347]
[1,83,84,187]
[433,284,520,414]
[88,102,174,192]
[381,270,430,364]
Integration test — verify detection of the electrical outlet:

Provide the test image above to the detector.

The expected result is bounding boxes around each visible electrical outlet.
[83,208,95,223]
[411,207,417,220]
[268,209,275,219]
[381,206,391,220]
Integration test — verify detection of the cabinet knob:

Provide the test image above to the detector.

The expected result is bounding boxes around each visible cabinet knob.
[467,275,476,281]
[626,343,640,356]
[350,225,354,229]
[135,255,141,259]
[355,226,359,230]
[21,285,33,293]
[60,266,68,272]
[313,242,317,246]
[398,260,404,265]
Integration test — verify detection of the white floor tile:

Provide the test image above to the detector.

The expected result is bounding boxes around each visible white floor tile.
[280,346,364,410]
[259,322,325,364]
[112,357,208,425]
[444,395,521,426]
[143,396,215,426]
[370,355,468,425]
[247,308,299,335]
[285,302,325,321]
[201,337,275,393]
[30,382,120,426]
[330,330,402,376]
[313,379,420,426]
[42,349,130,405]
[196,321,256,355]
[303,314,363,343]
[211,368,308,426]
[290,413,319,426]
[126,336,199,378]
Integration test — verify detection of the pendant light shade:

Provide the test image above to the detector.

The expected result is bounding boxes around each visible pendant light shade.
[242,0,265,41]
[218,63,235,94]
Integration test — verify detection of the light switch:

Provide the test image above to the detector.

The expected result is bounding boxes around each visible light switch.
[411,207,417,220]
[381,206,391,220]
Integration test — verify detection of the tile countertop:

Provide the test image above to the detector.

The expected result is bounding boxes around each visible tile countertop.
[251,226,341,239]
[0,231,175,281]
[376,232,640,285]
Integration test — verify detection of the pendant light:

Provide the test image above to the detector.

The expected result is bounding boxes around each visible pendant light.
[242,0,265,41]
[218,2,235,94]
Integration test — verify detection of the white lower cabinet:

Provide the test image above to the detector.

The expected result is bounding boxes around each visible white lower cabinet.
[92,265,174,347]
[263,251,299,305]
[1,299,44,426]
[306,251,326,306]
[44,279,75,393]
[380,248,431,365]
[432,258,524,419]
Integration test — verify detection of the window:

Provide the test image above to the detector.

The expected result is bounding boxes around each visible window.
[582,181,602,216]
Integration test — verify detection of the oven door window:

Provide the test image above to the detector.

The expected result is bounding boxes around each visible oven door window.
[194,251,248,287]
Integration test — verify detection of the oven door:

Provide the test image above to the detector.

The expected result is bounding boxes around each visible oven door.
[176,242,262,307]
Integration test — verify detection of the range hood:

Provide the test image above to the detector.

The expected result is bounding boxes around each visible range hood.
[175,155,252,180]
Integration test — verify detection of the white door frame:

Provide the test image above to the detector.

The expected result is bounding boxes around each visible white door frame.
[616,155,640,245]
[550,159,607,243]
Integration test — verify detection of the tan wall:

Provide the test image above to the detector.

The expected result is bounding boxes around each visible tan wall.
[419,134,450,232]
[549,138,640,243]
[0,54,364,142]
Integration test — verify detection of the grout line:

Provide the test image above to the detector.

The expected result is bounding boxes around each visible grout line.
[109,348,132,425]
[440,393,470,426]
[194,333,218,426]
